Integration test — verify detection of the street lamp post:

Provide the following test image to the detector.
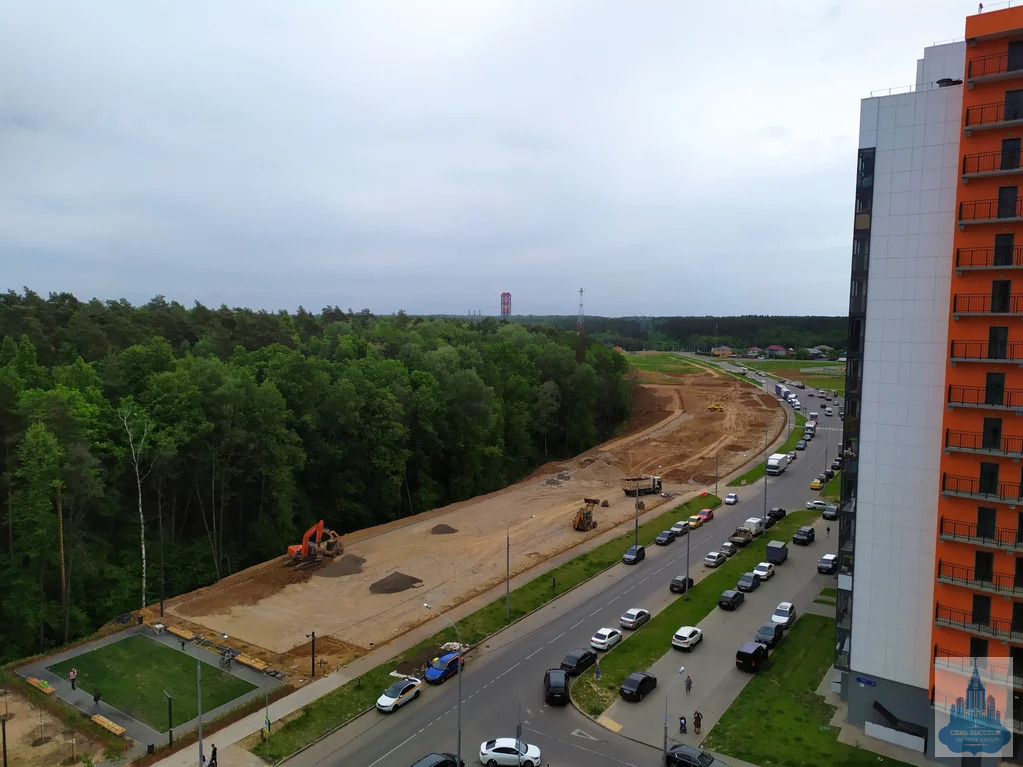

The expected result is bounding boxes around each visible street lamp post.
[163,690,173,747]
[714,454,718,497]
[306,632,316,678]
[196,660,204,767]
[634,479,640,546]
[662,665,686,757]
[506,516,536,620]
[762,430,768,530]
[425,603,462,766]
[684,526,691,601]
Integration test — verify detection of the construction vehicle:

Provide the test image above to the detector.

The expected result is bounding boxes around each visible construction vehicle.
[728,527,754,547]
[707,403,723,412]
[285,520,343,569]
[572,498,601,531]
[622,475,662,496]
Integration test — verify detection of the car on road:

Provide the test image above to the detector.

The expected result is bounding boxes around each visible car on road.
[736,641,769,672]
[724,493,738,505]
[704,551,727,568]
[688,515,704,529]
[655,530,676,545]
[810,478,823,490]
[788,450,797,462]
[755,621,785,649]
[543,668,569,705]
[670,520,690,536]
[665,744,732,767]
[839,409,845,419]
[424,652,464,684]
[672,625,703,651]
[825,407,834,416]
[560,648,597,676]
[823,469,835,481]
[590,628,623,651]
[718,589,745,610]
[737,572,762,592]
[618,671,658,701]
[753,562,776,580]
[806,499,836,513]
[698,508,715,522]
[818,554,838,574]
[410,753,465,767]
[763,515,776,530]
[771,601,797,628]
[796,440,807,450]
[793,526,816,545]
[767,506,787,522]
[479,738,541,767]
[792,402,802,411]
[670,575,694,593]
[831,458,843,471]
[720,541,737,557]
[620,608,651,629]
[808,390,816,397]
[622,544,645,564]
[376,676,422,712]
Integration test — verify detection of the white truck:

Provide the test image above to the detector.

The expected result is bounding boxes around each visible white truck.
[803,421,817,439]
[742,517,765,538]
[766,452,790,475]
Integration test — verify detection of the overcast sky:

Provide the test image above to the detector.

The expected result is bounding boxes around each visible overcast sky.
[0,1,986,317]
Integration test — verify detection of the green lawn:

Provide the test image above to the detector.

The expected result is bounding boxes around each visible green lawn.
[821,473,841,502]
[707,614,916,767]
[570,511,818,716]
[627,352,702,376]
[742,361,846,395]
[48,635,256,731]
[819,587,837,598]
[728,413,807,487]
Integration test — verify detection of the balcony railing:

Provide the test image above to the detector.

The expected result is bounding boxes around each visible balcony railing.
[965,100,1023,128]
[952,293,1023,315]
[968,52,1023,79]
[964,149,1023,176]
[939,516,1023,549]
[942,473,1023,504]
[946,428,1023,457]
[935,646,1023,689]
[949,340,1023,362]
[959,197,1023,222]
[937,560,1023,596]
[931,689,1022,733]
[948,384,1023,409]
[956,246,1023,270]
[935,603,1023,641]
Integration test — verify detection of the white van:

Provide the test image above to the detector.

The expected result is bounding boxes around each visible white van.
[809,411,819,420]
[743,517,765,537]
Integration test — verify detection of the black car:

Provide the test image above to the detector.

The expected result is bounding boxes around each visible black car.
[767,506,787,522]
[818,554,838,574]
[735,641,769,672]
[792,526,816,545]
[718,589,745,610]
[655,530,676,546]
[823,469,835,481]
[817,472,828,483]
[754,621,785,649]
[669,575,694,594]
[763,515,776,530]
[618,671,657,701]
[831,458,842,471]
[543,668,569,705]
[622,544,645,564]
[560,648,597,676]
[410,754,465,767]
[736,572,762,593]
[665,744,731,767]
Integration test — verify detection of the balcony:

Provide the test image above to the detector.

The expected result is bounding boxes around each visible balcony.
[958,197,1023,227]
[949,340,1023,364]
[946,428,1023,458]
[931,689,1023,734]
[963,149,1023,182]
[956,245,1023,272]
[939,516,1023,551]
[935,603,1023,642]
[968,52,1023,85]
[941,473,1023,505]
[964,100,1023,135]
[947,384,1023,411]
[937,560,1023,597]
[935,646,1023,690]
[952,293,1023,317]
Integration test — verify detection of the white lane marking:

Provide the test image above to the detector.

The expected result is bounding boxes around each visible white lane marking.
[367,733,417,767]
[524,647,542,661]
[589,608,601,617]
[622,586,635,594]
[570,619,583,629]
[639,576,650,583]
[572,728,598,740]
[550,632,565,643]
[497,662,520,679]
[524,725,641,767]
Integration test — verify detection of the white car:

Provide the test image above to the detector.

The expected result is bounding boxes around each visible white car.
[620,608,651,630]
[771,602,796,628]
[724,493,738,505]
[824,407,834,416]
[375,677,422,712]
[671,625,703,651]
[670,520,690,536]
[590,627,623,651]
[792,402,802,411]
[479,738,542,767]
[753,562,776,580]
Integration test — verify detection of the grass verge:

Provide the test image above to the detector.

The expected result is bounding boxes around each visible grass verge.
[819,587,837,598]
[813,597,837,606]
[821,473,841,502]
[569,511,817,717]
[627,352,702,376]
[252,493,722,762]
[728,413,807,487]
[706,614,916,767]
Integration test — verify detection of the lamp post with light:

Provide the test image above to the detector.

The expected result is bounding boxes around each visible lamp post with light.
[425,603,462,766]
[506,516,535,620]
[663,665,686,756]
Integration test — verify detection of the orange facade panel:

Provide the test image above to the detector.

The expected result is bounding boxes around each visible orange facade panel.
[966,6,1023,41]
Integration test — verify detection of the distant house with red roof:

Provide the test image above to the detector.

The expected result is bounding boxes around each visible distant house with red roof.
[747,346,762,357]
[765,345,787,357]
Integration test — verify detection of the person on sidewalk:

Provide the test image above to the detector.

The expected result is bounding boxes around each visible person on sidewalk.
[684,675,692,694]
[209,744,217,766]
[69,668,77,690]
[93,689,101,707]
[678,715,687,734]
[694,710,703,735]
[826,526,830,538]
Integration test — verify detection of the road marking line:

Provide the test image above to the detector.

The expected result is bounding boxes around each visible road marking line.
[571,728,598,740]
[550,632,565,643]
[524,647,542,661]
[622,586,635,594]
[639,576,650,583]
[589,608,601,616]
[497,662,520,679]
[367,733,417,767]
[570,619,583,628]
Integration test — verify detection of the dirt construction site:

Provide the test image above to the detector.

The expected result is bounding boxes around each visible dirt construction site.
[156,357,785,678]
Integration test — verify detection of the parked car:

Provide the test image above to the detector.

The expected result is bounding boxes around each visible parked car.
[818,554,839,574]
[720,541,737,557]
[425,652,464,683]
[795,440,806,450]
[831,458,842,471]
[669,575,695,593]
[655,530,676,546]
[620,608,651,630]
[670,520,690,536]
[698,508,715,522]
[622,544,645,564]
[755,621,785,649]
[665,744,731,767]
[792,402,802,411]
[543,668,569,705]
[718,589,745,610]
[376,677,423,712]
[788,450,797,462]
[704,551,727,568]
[590,628,623,651]
[767,506,787,522]
[560,648,597,676]
[687,515,704,529]
[753,562,776,580]
[810,478,823,490]
[806,500,835,512]
[771,601,797,628]
[735,641,769,672]
[479,738,541,767]
[672,625,704,651]
[410,754,465,767]
[823,469,835,481]
[793,526,816,545]
[839,410,845,419]
[618,671,657,701]
[763,515,776,530]
[736,572,761,592]
[724,493,738,505]
[822,505,838,520]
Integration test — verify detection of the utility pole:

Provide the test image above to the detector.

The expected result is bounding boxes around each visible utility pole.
[762,430,768,529]
[634,479,640,546]
[714,455,719,497]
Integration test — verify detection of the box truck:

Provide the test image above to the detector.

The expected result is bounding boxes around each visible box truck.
[766,453,790,475]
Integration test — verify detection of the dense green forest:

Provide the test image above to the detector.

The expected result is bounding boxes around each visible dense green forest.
[0,290,631,663]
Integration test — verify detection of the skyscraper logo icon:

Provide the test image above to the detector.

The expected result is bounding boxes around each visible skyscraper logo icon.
[936,660,1012,756]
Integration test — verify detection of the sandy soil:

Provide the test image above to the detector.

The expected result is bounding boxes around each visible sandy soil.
[0,692,106,767]
[158,362,784,673]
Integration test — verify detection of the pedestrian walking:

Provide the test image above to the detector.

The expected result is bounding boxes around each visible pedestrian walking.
[93,689,101,707]
[684,675,692,694]
[69,668,77,691]
[180,639,187,652]
[826,525,830,538]
[694,710,703,735]
[209,744,218,766]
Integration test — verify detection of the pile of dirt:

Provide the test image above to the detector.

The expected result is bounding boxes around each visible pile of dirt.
[431,524,458,535]
[370,572,423,594]
[315,553,366,577]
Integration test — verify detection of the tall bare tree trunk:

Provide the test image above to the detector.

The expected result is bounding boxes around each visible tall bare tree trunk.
[55,483,68,643]
[5,437,12,553]
[118,404,153,611]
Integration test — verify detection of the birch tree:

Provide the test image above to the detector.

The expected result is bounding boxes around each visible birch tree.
[118,398,154,610]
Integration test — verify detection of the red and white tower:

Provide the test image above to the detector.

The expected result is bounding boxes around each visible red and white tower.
[500,292,511,316]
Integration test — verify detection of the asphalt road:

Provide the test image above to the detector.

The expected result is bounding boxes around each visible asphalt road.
[291,370,843,767]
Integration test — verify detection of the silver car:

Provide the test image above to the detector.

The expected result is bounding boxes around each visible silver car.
[704,551,726,568]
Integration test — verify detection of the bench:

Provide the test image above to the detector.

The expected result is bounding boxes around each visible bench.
[25,677,56,695]
[234,654,268,672]
[166,626,195,641]
[91,714,126,737]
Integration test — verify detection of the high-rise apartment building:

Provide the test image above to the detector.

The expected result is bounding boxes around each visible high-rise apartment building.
[840,6,1023,761]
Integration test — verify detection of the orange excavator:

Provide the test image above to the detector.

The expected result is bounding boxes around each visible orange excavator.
[285,520,343,569]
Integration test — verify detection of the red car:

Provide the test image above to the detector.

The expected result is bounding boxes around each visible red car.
[698,508,714,522]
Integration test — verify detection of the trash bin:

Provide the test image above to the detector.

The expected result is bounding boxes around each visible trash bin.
[147,744,155,754]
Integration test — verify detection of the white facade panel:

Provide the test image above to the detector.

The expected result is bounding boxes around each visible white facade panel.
[850,41,964,691]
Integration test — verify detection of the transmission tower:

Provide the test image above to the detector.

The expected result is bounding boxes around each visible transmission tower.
[576,288,584,333]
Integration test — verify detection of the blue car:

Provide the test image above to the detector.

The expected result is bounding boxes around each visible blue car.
[424,652,464,684]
